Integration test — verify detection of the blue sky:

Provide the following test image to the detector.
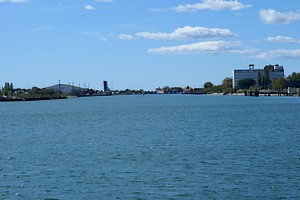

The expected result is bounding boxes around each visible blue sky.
[1,0,300,90]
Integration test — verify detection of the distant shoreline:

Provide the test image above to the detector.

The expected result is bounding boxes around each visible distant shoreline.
[2,92,299,103]
[0,96,68,102]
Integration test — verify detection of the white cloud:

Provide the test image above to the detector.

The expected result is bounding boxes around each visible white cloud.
[118,34,134,40]
[136,26,235,40]
[84,5,94,10]
[173,0,251,12]
[148,40,255,54]
[81,32,107,41]
[259,9,300,24]
[0,0,27,3]
[266,36,300,44]
[148,8,166,12]
[255,49,300,59]
[10,0,27,2]
[31,26,54,32]
[94,0,113,2]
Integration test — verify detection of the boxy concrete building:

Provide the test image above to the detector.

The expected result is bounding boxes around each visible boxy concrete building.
[232,64,284,88]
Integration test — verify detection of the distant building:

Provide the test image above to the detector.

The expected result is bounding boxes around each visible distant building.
[155,86,191,94]
[156,88,164,94]
[45,84,83,94]
[103,81,109,92]
[232,64,284,88]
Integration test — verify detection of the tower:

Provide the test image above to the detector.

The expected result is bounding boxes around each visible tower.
[103,81,108,92]
[249,64,254,70]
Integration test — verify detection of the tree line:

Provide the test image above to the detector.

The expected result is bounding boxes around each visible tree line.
[201,71,300,96]
[0,83,65,99]
[236,72,300,91]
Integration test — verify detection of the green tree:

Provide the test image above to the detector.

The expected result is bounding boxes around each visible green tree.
[263,66,271,89]
[287,72,300,88]
[2,87,8,96]
[222,77,233,94]
[2,82,13,97]
[222,77,232,89]
[210,85,222,93]
[271,78,288,91]
[237,78,256,90]
[30,87,40,95]
[204,82,214,88]
[257,69,262,86]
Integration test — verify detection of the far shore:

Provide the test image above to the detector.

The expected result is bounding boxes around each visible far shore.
[1,91,299,103]
[0,96,70,102]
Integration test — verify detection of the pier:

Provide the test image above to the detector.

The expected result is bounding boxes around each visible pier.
[245,90,289,97]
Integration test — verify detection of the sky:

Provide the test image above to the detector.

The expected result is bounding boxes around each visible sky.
[1,0,300,90]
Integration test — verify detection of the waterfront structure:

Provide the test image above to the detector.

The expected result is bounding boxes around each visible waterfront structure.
[155,86,191,94]
[288,87,299,95]
[232,64,284,88]
[156,88,164,94]
[45,84,83,94]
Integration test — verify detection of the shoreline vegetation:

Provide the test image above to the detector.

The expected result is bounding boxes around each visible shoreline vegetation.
[0,86,299,102]
[1,72,300,102]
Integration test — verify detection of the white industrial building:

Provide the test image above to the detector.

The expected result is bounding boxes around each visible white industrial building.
[232,64,284,88]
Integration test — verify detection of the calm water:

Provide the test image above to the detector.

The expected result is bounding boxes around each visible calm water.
[0,95,300,199]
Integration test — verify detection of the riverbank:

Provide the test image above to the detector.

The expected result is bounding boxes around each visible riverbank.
[0,96,68,102]
[1,91,299,102]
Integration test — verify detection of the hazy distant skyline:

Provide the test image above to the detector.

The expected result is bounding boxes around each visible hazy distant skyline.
[1,0,300,90]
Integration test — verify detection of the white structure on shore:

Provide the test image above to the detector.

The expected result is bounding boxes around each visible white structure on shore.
[45,83,83,94]
[232,64,284,88]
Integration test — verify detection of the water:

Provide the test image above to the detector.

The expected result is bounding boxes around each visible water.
[0,95,300,199]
